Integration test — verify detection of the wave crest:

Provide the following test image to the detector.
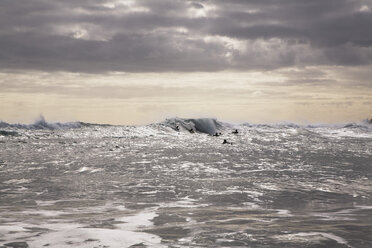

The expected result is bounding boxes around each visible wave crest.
[163,117,226,135]
[0,115,81,130]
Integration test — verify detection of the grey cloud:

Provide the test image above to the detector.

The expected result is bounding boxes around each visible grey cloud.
[190,2,204,9]
[210,3,372,48]
[210,24,303,40]
[0,0,372,72]
[0,31,229,72]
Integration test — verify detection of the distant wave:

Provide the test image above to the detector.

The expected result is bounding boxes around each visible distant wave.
[0,115,82,130]
[242,120,372,131]
[0,116,371,132]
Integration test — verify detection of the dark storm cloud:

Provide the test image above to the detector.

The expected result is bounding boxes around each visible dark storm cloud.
[0,0,371,72]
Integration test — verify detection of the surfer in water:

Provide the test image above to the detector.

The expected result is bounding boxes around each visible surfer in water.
[232,129,238,134]
[223,139,233,145]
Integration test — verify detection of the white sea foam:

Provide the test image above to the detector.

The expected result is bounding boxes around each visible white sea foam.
[274,232,352,247]
[76,166,103,173]
[117,211,158,230]
[275,209,293,217]
[355,205,372,210]
[27,223,164,248]
[21,209,66,217]
[0,225,29,241]
[160,196,209,208]
[3,178,32,184]
[0,207,164,248]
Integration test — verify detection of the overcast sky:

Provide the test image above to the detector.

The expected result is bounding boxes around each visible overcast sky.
[1,0,371,124]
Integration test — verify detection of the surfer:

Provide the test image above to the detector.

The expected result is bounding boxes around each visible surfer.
[189,128,195,133]
[213,132,221,137]
[223,139,232,145]
[175,125,179,131]
[232,129,238,134]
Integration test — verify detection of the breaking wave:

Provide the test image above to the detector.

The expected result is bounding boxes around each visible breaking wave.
[0,115,371,132]
[0,115,82,130]
[163,117,228,135]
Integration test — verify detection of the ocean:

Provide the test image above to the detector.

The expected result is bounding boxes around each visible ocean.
[0,117,371,248]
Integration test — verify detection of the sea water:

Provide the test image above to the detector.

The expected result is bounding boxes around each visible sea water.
[0,118,371,247]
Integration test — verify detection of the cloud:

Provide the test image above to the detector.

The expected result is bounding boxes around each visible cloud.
[0,0,372,72]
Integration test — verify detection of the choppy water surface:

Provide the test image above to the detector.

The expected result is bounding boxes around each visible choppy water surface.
[0,119,371,248]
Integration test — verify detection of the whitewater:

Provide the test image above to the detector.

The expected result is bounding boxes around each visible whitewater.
[0,117,371,248]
